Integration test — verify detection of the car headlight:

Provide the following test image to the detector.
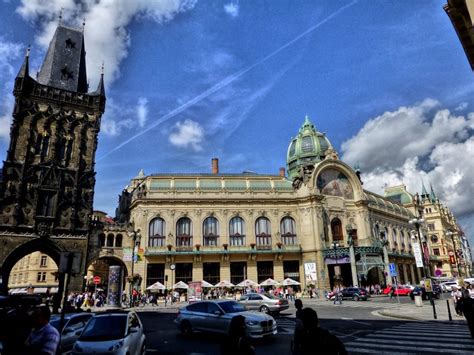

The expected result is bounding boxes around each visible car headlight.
[108,340,125,352]
[73,343,83,352]
[246,320,259,326]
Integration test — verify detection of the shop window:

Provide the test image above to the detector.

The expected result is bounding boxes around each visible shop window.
[257,261,274,283]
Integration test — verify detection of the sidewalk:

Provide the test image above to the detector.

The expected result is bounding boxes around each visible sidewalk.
[377,299,465,322]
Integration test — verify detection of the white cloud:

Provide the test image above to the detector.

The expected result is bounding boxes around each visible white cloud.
[16,0,197,89]
[169,119,204,151]
[224,1,239,18]
[455,102,468,111]
[136,97,148,128]
[341,99,474,235]
[0,38,23,141]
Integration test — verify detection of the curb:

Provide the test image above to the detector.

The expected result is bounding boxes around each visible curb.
[377,309,423,321]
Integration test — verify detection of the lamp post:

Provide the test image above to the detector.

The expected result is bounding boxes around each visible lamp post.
[128,227,141,308]
[380,231,393,286]
[331,241,340,289]
[409,217,430,277]
[446,230,461,277]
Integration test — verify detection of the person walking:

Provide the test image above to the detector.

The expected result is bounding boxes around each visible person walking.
[293,308,347,355]
[458,289,474,338]
[24,306,60,355]
[221,315,255,355]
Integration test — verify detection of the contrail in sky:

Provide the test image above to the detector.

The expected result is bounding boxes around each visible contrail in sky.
[97,0,359,161]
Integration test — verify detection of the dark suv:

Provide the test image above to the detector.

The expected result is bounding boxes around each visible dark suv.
[341,287,368,301]
[409,286,441,300]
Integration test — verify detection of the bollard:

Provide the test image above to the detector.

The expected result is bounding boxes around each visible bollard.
[447,299,452,321]
[414,295,423,307]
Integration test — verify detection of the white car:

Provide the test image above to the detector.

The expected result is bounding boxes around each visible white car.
[72,311,146,355]
[441,281,459,292]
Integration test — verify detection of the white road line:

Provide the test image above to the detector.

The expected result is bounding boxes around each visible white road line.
[340,318,372,326]
[357,337,474,350]
[370,333,474,344]
[375,330,471,338]
[345,341,472,353]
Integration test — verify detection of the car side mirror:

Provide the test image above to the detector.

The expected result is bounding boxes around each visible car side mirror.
[129,327,139,334]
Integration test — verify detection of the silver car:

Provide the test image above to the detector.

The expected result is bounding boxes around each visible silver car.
[238,293,289,314]
[175,300,277,339]
[50,313,93,353]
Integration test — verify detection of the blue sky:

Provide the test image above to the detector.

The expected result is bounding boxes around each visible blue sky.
[0,0,473,243]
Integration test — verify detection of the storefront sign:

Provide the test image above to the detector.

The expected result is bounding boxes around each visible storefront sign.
[325,256,351,265]
[448,250,456,265]
[188,281,203,302]
[413,242,424,268]
[304,262,317,282]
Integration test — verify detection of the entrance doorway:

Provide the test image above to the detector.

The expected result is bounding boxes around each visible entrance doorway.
[366,266,384,286]
[86,257,128,293]
[328,263,353,289]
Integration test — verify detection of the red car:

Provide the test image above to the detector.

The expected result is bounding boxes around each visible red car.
[383,285,412,296]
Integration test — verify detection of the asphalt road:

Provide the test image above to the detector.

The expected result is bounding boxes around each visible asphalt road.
[138,297,414,355]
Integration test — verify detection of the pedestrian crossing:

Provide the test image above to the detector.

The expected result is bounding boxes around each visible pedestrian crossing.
[345,321,474,354]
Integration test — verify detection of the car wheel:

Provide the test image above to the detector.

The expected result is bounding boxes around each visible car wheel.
[352,295,359,301]
[180,320,192,336]
[260,305,269,314]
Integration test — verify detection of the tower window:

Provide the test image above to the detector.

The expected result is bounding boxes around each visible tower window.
[37,191,56,217]
[60,65,74,81]
[65,38,76,49]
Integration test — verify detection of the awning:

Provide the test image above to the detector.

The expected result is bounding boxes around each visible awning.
[49,287,58,294]
[9,288,27,294]
[33,287,48,294]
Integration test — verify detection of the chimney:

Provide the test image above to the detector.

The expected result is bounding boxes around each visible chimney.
[211,158,219,174]
[279,167,286,177]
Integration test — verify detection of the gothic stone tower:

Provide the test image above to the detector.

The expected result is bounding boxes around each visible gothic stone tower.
[0,23,105,301]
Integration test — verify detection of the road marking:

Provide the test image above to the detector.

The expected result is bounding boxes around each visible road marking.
[340,317,371,326]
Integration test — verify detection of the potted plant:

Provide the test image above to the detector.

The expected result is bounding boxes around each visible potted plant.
[250,243,256,249]
[223,243,228,250]
[276,242,282,249]
[195,244,201,251]
[167,244,172,251]
[126,273,142,285]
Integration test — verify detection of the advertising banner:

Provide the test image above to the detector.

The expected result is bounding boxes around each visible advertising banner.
[304,262,317,282]
[188,281,203,303]
[413,242,424,268]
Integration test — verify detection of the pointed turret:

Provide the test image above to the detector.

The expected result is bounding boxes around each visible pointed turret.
[37,23,88,93]
[421,180,429,199]
[17,46,30,78]
[94,63,106,97]
[430,183,437,203]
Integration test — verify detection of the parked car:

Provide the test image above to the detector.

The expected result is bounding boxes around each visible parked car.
[409,286,441,300]
[175,300,277,339]
[238,293,289,314]
[72,310,146,355]
[50,313,93,353]
[340,287,368,301]
[440,281,459,292]
[382,285,412,296]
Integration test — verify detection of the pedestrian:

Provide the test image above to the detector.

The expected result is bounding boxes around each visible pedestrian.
[24,306,60,355]
[389,285,395,300]
[293,308,347,355]
[220,315,255,355]
[295,299,304,321]
[452,286,463,316]
[458,289,474,338]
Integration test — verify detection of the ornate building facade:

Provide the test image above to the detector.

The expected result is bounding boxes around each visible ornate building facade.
[113,118,469,293]
[0,22,105,306]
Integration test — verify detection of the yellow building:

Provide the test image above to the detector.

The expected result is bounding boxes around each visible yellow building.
[117,118,437,292]
[8,251,58,294]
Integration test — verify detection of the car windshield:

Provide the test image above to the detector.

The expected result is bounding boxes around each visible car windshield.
[219,301,246,314]
[79,315,127,341]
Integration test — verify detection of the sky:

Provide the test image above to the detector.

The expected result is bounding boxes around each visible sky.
[0,0,473,245]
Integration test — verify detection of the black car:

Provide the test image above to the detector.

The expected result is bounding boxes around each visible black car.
[409,286,441,300]
[341,287,368,301]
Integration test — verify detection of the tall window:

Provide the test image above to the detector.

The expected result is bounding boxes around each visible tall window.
[37,190,56,217]
[229,217,245,246]
[255,217,271,246]
[115,234,123,247]
[331,218,343,241]
[392,228,398,245]
[36,272,46,282]
[98,233,105,247]
[35,132,50,160]
[301,136,314,152]
[106,234,114,247]
[58,136,73,166]
[176,217,192,247]
[149,218,166,247]
[203,217,219,246]
[280,217,297,245]
[40,255,47,267]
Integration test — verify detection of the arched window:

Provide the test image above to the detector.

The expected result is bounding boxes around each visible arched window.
[106,233,114,247]
[331,218,343,241]
[280,217,297,245]
[203,217,219,246]
[256,217,271,246]
[115,234,123,247]
[149,218,166,247]
[393,228,398,246]
[98,233,105,247]
[400,231,406,248]
[229,217,245,246]
[176,217,192,247]
[374,224,380,239]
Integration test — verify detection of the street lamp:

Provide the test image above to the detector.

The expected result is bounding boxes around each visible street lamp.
[128,227,141,308]
[445,230,461,277]
[409,217,430,277]
[380,231,393,286]
[331,241,340,289]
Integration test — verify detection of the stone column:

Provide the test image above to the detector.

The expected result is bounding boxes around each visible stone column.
[107,265,123,308]
[409,264,416,285]
[274,258,284,281]
[220,259,230,281]
[193,259,203,281]
[403,263,409,284]
[247,257,257,281]
[349,245,358,287]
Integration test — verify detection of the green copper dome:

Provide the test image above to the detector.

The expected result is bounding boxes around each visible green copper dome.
[286,116,333,179]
